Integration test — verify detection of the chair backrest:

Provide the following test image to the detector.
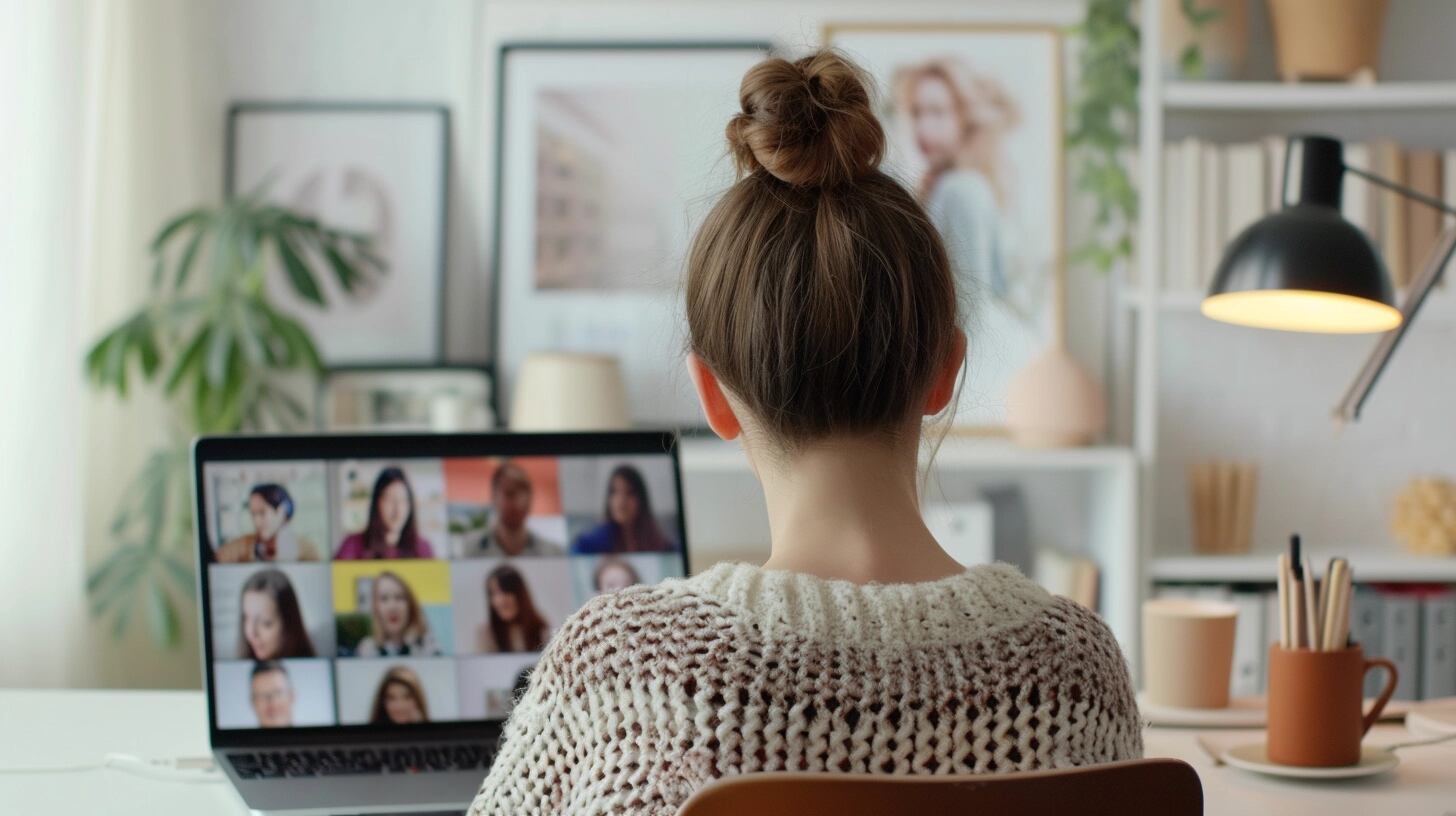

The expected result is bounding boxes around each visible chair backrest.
[675,759,1202,816]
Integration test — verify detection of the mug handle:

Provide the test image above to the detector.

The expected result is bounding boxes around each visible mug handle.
[1360,657,1399,735]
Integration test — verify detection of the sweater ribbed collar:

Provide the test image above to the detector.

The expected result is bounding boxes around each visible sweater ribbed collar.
[674,561,1053,648]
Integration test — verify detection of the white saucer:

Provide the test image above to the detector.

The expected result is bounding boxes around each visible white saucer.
[1138,694,1267,728]
[1222,743,1399,779]
[1138,693,1412,729]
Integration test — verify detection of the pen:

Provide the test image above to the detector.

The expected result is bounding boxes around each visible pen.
[1310,553,1322,649]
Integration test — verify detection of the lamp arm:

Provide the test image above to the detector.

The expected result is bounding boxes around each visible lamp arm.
[1343,164,1456,217]
[1334,225,1456,423]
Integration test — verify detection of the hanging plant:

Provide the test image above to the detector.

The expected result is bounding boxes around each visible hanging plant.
[1067,0,1141,276]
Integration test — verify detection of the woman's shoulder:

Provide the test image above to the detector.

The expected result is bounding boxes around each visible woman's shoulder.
[334,533,365,559]
[216,535,255,562]
[929,168,997,210]
[570,524,614,554]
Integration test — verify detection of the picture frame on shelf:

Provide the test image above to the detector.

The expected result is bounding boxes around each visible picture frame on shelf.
[227,102,450,365]
[489,41,772,427]
[825,23,1067,433]
[318,365,496,432]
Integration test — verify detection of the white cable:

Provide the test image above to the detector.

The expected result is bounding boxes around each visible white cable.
[0,753,222,783]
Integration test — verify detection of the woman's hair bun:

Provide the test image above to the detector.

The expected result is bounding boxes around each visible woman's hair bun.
[727,50,885,189]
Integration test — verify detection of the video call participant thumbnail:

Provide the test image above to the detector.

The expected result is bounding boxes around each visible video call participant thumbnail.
[335,467,436,560]
[352,570,442,658]
[216,483,321,563]
[370,666,431,725]
[238,568,317,660]
[570,465,676,554]
[477,565,551,654]
[250,660,296,728]
[469,460,564,558]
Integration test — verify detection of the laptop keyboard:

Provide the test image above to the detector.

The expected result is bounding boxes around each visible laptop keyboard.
[227,744,495,779]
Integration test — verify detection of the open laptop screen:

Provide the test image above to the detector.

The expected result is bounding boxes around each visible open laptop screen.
[195,433,687,734]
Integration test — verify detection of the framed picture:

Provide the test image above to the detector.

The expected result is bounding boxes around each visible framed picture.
[825,23,1066,431]
[490,42,772,427]
[227,103,449,365]
[319,365,495,432]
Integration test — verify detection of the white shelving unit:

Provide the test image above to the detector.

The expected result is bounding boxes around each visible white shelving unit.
[1132,2,1456,609]
[1151,553,1456,584]
[677,436,1142,661]
[1163,80,1456,111]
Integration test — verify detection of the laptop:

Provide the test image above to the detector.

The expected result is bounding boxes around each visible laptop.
[192,431,690,815]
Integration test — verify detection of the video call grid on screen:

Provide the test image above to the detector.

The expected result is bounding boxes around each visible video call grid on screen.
[195,435,686,733]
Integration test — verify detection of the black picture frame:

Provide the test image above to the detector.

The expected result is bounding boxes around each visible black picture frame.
[226,101,451,366]
[194,429,688,748]
[488,41,773,429]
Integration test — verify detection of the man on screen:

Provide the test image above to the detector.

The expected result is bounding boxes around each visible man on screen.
[470,460,563,557]
[249,660,296,728]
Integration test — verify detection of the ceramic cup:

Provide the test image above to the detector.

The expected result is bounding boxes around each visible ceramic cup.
[1266,645,1398,767]
[1142,598,1238,709]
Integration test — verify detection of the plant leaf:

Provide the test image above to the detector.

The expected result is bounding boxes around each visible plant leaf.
[164,326,211,395]
[150,210,206,254]
[161,552,197,600]
[205,318,234,388]
[275,230,325,306]
[174,222,209,291]
[146,576,181,648]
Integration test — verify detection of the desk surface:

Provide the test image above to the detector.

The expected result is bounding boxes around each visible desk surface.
[2,689,1453,815]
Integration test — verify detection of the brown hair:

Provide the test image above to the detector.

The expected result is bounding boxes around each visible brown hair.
[369,665,431,725]
[893,56,1021,205]
[238,568,316,659]
[486,565,550,652]
[369,570,429,646]
[686,50,960,449]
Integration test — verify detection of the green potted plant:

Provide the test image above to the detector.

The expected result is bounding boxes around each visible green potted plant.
[84,190,382,647]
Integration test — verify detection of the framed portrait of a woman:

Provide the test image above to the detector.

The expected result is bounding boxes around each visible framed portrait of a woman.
[825,24,1065,432]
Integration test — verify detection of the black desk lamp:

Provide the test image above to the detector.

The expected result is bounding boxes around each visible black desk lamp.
[1202,134,1456,422]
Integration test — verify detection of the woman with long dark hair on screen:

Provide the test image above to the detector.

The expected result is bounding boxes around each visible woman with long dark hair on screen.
[353,571,440,657]
[475,565,550,654]
[237,568,316,660]
[369,665,431,725]
[569,465,673,554]
[471,50,1138,815]
[334,466,435,560]
[217,483,320,563]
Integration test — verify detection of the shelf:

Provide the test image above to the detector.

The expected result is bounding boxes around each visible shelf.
[1163,81,1456,112]
[679,436,1136,475]
[1151,553,1456,583]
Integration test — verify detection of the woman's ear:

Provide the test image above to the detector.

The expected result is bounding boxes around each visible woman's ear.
[924,330,967,416]
[686,353,742,440]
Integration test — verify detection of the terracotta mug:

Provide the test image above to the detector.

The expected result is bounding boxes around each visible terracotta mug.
[1266,645,1398,767]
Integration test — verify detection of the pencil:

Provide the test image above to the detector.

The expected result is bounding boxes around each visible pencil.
[1302,556,1319,650]
[1276,553,1291,649]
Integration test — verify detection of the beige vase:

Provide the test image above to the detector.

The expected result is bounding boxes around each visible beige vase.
[1161,0,1250,80]
[1005,346,1106,448]
[1267,0,1390,83]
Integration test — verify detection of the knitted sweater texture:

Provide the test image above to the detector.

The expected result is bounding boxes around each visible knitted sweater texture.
[469,561,1142,815]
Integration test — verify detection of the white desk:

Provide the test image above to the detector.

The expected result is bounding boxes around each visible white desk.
[3,689,1454,815]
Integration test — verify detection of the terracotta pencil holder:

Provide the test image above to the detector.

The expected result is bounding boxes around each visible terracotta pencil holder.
[1266,645,1397,767]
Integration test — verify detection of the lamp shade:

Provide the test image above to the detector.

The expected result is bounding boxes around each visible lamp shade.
[1202,135,1402,334]
[509,352,630,431]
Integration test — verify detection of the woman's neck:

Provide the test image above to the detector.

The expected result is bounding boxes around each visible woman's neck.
[751,431,964,585]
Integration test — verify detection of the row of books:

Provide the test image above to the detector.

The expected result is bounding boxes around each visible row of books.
[1155,582,1456,701]
[1157,138,1456,292]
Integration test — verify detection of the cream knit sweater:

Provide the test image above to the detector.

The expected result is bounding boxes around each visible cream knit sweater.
[469,561,1142,815]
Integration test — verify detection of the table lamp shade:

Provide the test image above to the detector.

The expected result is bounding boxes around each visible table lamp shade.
[509,352,631,431]
[1202,135,1402,334]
